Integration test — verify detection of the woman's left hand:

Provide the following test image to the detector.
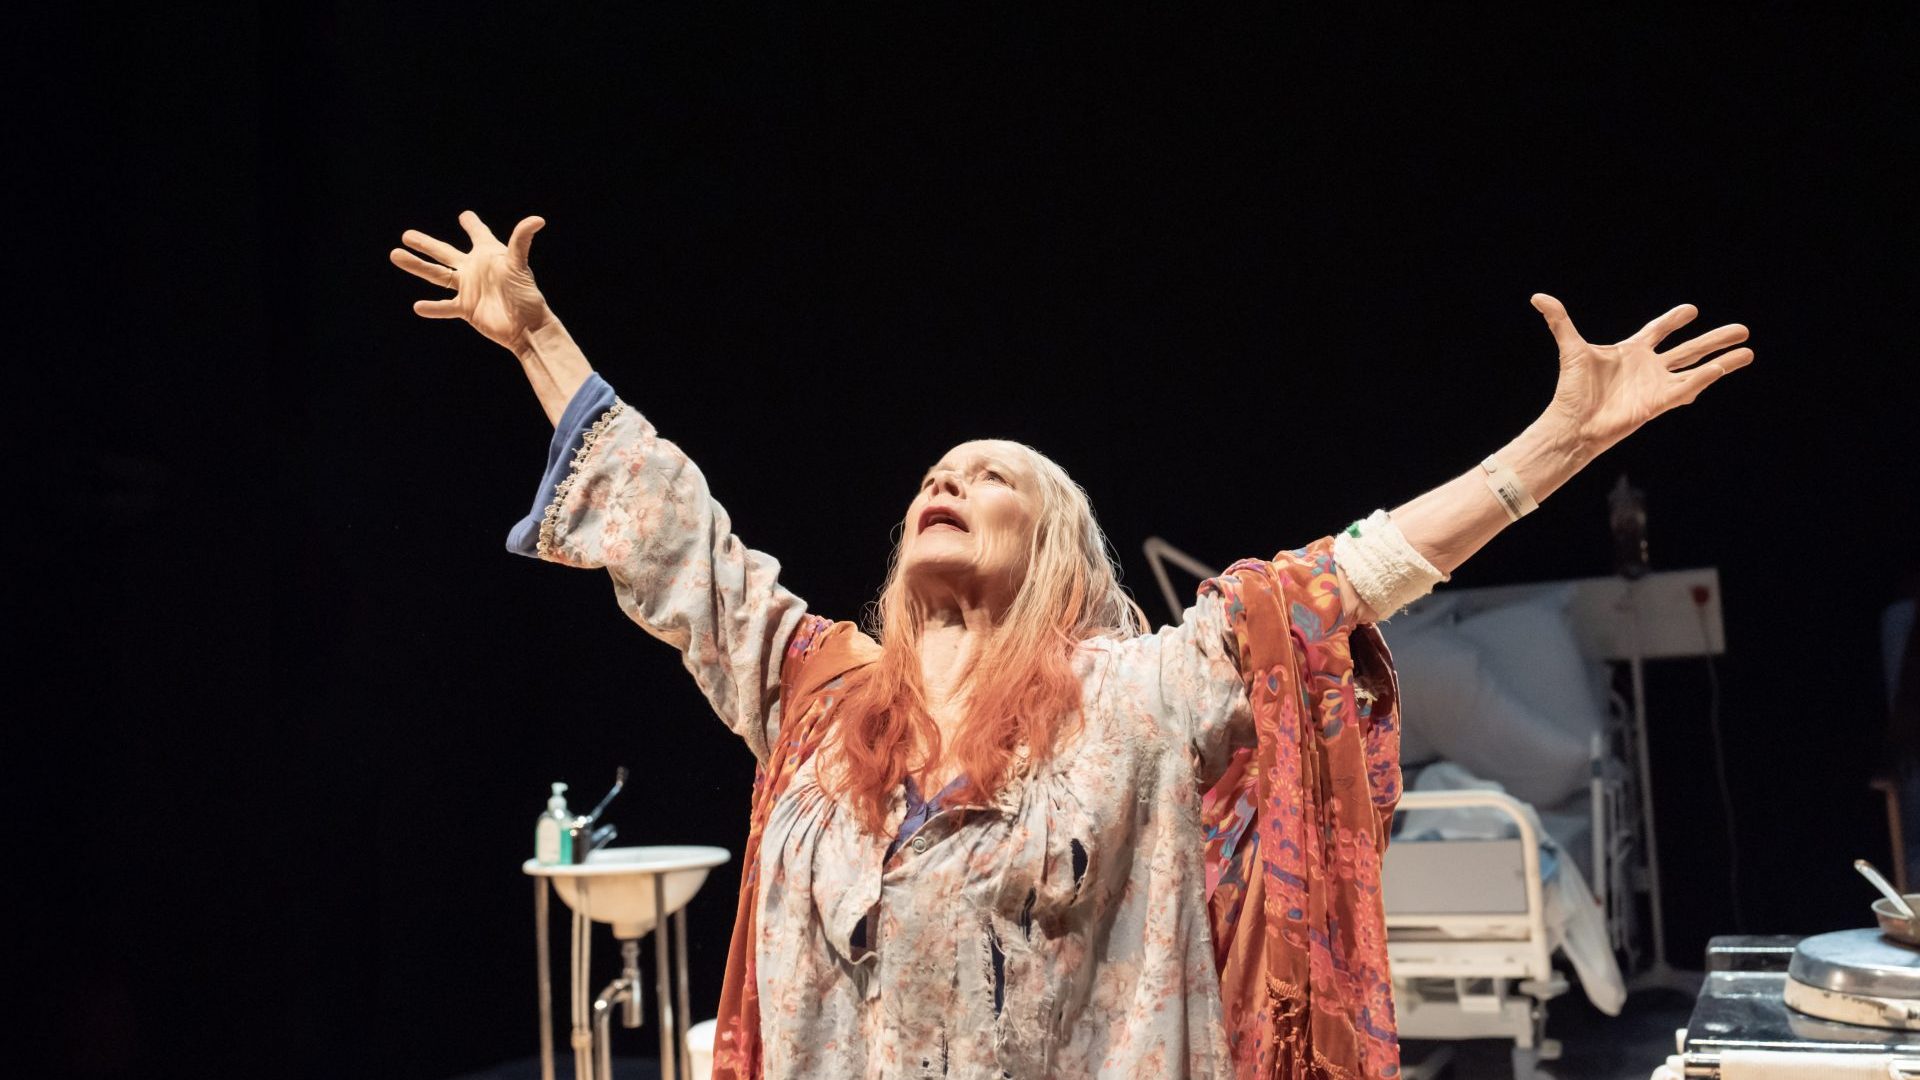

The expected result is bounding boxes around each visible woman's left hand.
[1530,293,1754,456]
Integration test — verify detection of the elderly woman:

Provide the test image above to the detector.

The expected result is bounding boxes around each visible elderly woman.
[391,211,1752,1079]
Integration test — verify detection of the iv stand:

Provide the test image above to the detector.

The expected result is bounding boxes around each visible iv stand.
[1621,579,1702,994]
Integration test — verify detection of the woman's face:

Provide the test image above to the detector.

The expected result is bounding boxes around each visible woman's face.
[900,440,1041,609]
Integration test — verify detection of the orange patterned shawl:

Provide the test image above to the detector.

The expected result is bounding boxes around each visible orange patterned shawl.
[710,538,1403,1079]
[1198,546,1403,1079]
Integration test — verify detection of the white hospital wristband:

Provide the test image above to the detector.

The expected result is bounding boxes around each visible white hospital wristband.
[1479,456,1540,522]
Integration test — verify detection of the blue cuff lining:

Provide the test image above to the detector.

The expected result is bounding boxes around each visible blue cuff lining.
[506,372,617,558]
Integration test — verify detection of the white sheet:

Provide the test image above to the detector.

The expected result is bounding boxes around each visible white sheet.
[1398,762,1628,1015]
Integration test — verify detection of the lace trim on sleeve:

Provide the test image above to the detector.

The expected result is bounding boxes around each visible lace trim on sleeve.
[536,399,628,560]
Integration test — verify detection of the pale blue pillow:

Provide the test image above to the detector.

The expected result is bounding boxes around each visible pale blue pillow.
[1383,614,1592,806]
[1453,584,1608,752]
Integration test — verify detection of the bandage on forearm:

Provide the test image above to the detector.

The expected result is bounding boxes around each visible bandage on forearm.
[1332,509,1449,620]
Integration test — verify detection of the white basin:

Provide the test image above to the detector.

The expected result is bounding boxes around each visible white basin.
[523,845,731,939]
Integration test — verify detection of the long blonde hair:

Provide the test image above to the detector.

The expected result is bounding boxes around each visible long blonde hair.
[822,440,1151,836]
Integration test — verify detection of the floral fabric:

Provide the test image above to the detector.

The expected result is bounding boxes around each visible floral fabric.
[1197,557,1403,1078]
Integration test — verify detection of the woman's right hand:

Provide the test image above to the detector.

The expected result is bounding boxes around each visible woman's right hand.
[391,210,554,354]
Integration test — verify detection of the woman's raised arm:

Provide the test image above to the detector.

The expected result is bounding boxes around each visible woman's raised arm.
[391,211,812,763]
[1160,293,1754,779]
[1333,293,1753,624]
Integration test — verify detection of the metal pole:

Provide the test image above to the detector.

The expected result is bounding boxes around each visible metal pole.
[654,873,676,1080]
[535,880,555,1080]
[673,907,692,1076]
[596,996,615,1080]
[573,895,595,1080]
[1589,733,1606,914]
[1627,589,1670,970]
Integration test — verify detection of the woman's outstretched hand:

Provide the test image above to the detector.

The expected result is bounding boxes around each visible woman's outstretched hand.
[391,210,554,354]
[1531,293,1754,456]
[1357,294,1755,606]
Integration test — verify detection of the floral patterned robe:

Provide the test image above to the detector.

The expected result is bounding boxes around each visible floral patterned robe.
[514,374,1406,1078]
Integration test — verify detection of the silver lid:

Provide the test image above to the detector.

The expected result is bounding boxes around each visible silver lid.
[1788,929,1920,1000]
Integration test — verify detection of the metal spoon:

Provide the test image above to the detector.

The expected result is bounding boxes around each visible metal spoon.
[1856,858,1918,921]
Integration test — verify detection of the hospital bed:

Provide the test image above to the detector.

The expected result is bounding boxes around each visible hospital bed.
[1386,743,1629,1080]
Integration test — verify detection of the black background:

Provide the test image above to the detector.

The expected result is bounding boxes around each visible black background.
[18,5,1914,1079]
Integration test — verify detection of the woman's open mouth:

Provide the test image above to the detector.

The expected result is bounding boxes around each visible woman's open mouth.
[918,506,970,534]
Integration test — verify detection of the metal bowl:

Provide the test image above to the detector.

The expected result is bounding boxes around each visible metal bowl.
[1876,895,1920,945]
